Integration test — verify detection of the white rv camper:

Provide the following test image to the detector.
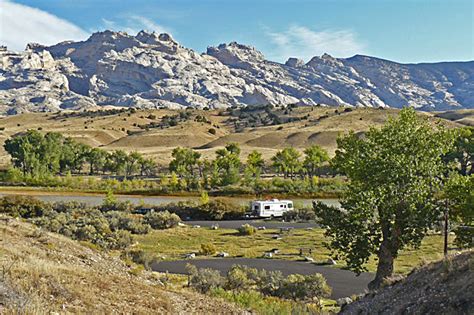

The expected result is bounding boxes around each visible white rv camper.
[250,199,294,218]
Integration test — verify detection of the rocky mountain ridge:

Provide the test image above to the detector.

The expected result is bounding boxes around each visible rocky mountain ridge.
[0,30,473,115]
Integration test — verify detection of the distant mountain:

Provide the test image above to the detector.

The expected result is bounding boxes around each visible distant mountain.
[0,30,473,115]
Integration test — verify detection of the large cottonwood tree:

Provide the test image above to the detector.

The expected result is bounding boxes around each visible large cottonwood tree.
[314,108,454,289]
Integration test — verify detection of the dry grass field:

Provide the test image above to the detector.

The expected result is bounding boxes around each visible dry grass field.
[0,218,244,314]
[0,107,471,168]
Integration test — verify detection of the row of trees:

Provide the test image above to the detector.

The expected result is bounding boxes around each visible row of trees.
[3,130,333,192]
[4,130,155,178]
[313,108,473,289]
[168,144,330,189]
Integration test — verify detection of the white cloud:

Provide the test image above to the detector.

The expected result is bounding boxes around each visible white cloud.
[264,25,367,62]
[0,0,88,51]
[96,16,171,36]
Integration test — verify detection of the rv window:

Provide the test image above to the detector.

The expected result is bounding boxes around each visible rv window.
[280,204,284,208]
[264,205,270,210]
[288,203,293,208]
[254,205,259,210]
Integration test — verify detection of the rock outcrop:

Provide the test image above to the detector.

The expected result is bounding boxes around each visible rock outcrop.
[340,251,473,315]
[0,30,473,115]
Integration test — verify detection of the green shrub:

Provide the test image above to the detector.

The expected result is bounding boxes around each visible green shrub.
[282,208,316,222]
[110,230,133,249]
[201,199,245,220]
[122,249,157,270]
[0,195,51,218]
[199,243,217,256]
[225,265,261,291]
[186,264,225,293]
[237,224,257,236]
[105,211,151,234]
[144,210,181,229]
[277,273,331,301]
[210,288,322,314]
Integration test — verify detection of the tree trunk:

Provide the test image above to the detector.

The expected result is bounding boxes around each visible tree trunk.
[444,203,449,256]
[369,232,394,290]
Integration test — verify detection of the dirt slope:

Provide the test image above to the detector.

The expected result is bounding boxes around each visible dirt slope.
[0,218,244,314]
[340,251,473,315]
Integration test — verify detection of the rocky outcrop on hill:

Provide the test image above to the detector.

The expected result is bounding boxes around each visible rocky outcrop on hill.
[0,30,473,115]
[340,251,473,315]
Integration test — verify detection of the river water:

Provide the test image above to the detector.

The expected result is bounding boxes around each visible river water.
[0,191,340,208]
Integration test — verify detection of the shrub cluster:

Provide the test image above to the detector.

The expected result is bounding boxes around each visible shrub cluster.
[0,196,181,250]
[187,264,331,301]
[282,208,316,222]
[237,224,257,236]
[144,210,181,229]
[153,199,245,220]
[199,243,217,256]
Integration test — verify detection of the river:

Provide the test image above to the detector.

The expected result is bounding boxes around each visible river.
[0,191,340,208]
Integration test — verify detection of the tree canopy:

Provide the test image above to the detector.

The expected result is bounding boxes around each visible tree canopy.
[314,108,454,289]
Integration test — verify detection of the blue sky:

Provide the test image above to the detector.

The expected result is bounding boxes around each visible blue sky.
[1,0,473,63]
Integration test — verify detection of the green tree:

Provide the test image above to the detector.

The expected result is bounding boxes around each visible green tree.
[4,130,43,176]
[303,145,329,178]
[60,140,89,174]
[445,127,473,175]
[445,173,473,248]
[138,157,156,176]
[271,147,302,179]
[40,132,64,174]
[85,147,107,175]
[244,150,265,183]
[109,150,128,176]
[215,143,241,186]
[169,147,201,179]
[314,108,454,289]
[125,151,143,178]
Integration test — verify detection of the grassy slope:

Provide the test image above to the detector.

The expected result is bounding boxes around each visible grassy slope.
[0,107,470,168]
[135,226,452,274]
[0,219,244,314]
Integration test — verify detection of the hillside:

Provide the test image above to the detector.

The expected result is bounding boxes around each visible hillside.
[0,107,471,168]
[0,30,473,115]
[0,218,244,313]
[340,251,473,315]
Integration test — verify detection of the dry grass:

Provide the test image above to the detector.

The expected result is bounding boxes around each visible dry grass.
[0,107,468,168]
[0,218,244,314]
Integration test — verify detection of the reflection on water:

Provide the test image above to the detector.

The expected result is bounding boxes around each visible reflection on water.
[0,192,340,208]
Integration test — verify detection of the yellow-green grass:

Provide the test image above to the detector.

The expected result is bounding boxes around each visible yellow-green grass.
[135,226,452,274]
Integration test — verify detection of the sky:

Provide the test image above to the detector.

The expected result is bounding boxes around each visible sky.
[0,0,472,63]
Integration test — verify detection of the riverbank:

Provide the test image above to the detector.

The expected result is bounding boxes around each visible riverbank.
[0,188,340,208]
[0,185,342,199]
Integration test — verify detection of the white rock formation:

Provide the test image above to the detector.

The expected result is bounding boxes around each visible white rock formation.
[0,30,473,115]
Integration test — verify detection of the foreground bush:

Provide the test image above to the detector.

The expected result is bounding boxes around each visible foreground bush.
[199,243,217,256]
[282,208,316,222]
[210,288,323,314]
[186,264,225,293]
[187,264,331,302]
[152,199,245,220]
[122,249,158,270]
[237,224,257,236]
[0,195,51,218]
[278,274,331,301]
[144,210,181,229]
